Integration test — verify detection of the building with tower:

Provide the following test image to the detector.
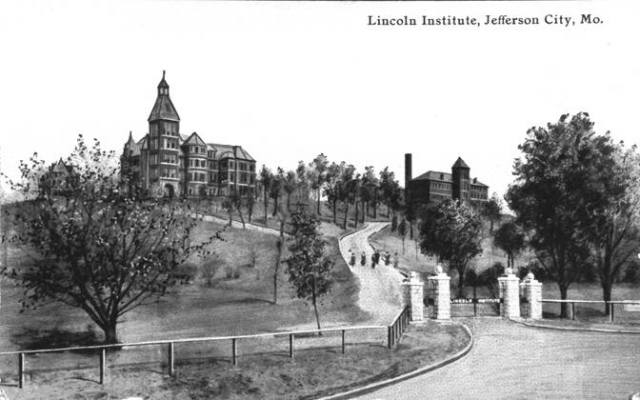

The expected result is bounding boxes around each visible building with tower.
[121,72,256,197]
[404,154,489,206]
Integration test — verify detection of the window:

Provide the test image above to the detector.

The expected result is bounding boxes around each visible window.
[162,155,176,164]
[229,172,235,182]
[250,164,255,172]
[240,172,247,183]
[229,161,235,169]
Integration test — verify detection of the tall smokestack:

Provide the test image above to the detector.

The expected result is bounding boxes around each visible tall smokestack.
[405,153,412,184]
[405,153,412,204]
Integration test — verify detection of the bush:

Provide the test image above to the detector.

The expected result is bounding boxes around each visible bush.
[201,256,224,287]
[225,265,241,279]
[520,261,549,282]
[246,244,259,269]
[174,262,198,285]
[621,261,640,283]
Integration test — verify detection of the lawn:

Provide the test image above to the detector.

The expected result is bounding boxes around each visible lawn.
[0,321,471,400]
[0,219,368,355]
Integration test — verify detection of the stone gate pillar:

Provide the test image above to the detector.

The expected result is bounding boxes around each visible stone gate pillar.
[427,266,450,320]
[403,272,424,322]
[521,273,542,320]
[498,268,520,319]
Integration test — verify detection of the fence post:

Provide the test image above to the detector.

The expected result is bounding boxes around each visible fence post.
[571,302,576,321]
[387,326,392,349]
[232,338,238,366]
[341,330,346,354]
[609,303,614,323]
[289,334,294,359]
[99,348,106,385]
[168,343,175,376]
[18,353,24,389]
[473,286,478,317]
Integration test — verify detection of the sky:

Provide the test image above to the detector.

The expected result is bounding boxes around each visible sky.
[1,0,639,201]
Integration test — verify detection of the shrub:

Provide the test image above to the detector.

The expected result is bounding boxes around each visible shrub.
[520,261,549,282]
[201,256,224,287]
[224,265,241,279]
[621,261,640,283]
[174,262,198,285]
[247,244,260,269]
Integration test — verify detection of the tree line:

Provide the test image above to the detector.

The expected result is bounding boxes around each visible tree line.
[414,113,640,318]
[216,153,404,230]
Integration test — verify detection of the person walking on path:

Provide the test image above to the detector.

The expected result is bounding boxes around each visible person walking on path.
[393,252,399,269]
[371,252,376,268]
[349,251,356,267]
[360,251,367,266]
[384,251,391,266]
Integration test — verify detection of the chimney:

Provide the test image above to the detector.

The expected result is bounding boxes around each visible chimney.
[405,153,412,184]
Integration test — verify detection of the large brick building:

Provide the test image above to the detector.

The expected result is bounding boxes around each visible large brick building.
[121,72,256,197]
[405,154,489,206]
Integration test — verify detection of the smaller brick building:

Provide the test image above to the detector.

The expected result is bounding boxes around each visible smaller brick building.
[405,154,489,206]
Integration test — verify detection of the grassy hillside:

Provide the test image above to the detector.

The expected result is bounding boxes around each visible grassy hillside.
[0,219,367,352]
[368,224,536,284]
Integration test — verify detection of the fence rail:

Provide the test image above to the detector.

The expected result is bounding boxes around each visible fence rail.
[387,306,410,349]
[540,299,640,322]
[1,308,413,389]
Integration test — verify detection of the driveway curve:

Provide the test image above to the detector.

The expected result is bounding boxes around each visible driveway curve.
[339,223,405,325]
[352,318,640,400]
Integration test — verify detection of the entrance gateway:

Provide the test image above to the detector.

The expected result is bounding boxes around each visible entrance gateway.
[402,267,542,322]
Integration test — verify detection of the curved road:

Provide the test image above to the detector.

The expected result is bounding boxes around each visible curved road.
[339,223,405,325]
[353,318,640,400]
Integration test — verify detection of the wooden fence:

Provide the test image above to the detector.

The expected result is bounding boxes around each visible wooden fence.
[540,299,640,322]
[0,307,412,389]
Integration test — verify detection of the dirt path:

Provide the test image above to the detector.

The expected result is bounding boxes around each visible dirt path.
[201,214,281,236]
[339,223,405,325]
[353,318,640,400]
[202,216,405,325]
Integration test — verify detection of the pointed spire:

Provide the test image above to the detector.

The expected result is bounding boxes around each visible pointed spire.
[149,71,180,122]
[158,70,169,96]
[452,157,469,169]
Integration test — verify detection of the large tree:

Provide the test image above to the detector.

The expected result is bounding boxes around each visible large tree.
[420,199,483,298]
[493,220,525,270]
[586,142,640,311]
[506,112,621,317]
[3,136,219,344]
[286,210,334,332]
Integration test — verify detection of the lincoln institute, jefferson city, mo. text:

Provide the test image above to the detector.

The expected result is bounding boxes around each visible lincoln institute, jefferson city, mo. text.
[367,14,603,27]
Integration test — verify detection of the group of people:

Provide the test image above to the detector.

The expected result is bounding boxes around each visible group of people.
[349,249,399,269]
